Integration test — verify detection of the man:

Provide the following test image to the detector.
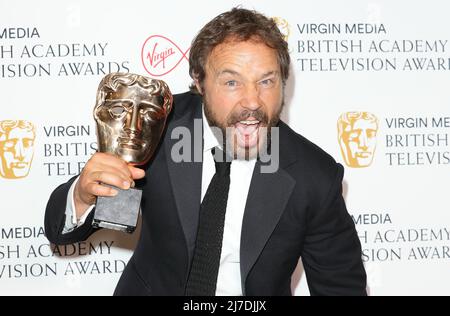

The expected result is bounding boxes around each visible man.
[45,8,367,296]
[338,112,379,168]
[0,120,35,179]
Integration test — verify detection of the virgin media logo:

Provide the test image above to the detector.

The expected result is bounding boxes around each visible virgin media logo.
[141,35,190,77]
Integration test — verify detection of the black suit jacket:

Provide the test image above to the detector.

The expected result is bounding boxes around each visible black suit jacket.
[45,91,366,296]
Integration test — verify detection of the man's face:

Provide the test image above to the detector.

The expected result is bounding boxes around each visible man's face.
[198,39,284,159]
[95,83,167,165]
[341,118,378,167]
[0,124,35,179]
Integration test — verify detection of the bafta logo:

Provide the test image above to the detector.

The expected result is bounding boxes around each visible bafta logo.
[337,112,379,168]
[273,17,290,42]
[0,120,36,179]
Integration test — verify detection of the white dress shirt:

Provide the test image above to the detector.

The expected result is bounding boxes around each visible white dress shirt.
[63,176,95,233]
[65,108,256,295]
[200,108,256,296]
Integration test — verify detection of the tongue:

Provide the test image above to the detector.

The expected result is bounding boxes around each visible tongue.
[235,122,259,136]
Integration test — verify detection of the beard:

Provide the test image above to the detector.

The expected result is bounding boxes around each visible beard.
[203,97,284,160]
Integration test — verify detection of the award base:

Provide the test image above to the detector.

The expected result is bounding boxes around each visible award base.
[93,187,142,234]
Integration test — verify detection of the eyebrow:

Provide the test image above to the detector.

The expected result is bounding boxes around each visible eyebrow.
[104,98,165,112]
[217,70,279,80]
[104,98,131,103]
[259,71,279,79]
[217,69,242,77]
[104,99,160,106]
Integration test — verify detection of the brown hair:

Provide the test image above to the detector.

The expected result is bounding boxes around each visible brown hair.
[189,7,290,93]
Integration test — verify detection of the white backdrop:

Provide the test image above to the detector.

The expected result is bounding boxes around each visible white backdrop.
[1,0,449,295]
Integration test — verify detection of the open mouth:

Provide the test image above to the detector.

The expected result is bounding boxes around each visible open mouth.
[233,119,261,148]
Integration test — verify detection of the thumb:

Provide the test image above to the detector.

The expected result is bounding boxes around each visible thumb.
[129,166,146,180]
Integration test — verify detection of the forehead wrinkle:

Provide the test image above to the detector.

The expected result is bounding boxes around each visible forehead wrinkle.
[217,68,243,78]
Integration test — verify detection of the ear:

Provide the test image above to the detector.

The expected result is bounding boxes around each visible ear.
[194,78,203,95]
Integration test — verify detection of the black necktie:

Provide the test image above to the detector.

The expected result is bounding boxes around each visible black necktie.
[185,148,231,296]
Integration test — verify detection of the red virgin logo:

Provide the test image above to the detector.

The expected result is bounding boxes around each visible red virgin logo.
[141,35,190,77]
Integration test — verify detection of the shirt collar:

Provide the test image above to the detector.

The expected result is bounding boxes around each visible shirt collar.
[202,106,220,153]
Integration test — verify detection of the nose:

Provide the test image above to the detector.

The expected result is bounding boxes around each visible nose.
[241,84,262,112]
[124,105,142,137]
[358,131,369,150]
[14,140,25,161]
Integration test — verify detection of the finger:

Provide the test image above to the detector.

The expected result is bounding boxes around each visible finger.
[82,164,133,192]
[95,164,132,183]
[92,152,130,172]
[129,166,146,180]
[90,171,132,190]
[85,182,118,197]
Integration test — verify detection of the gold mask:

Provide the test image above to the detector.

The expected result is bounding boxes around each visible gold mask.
[94,73,173,165]
[337,112,379,168]
[0,120,36,179]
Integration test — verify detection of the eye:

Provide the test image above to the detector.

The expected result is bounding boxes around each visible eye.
[259,78,274,87]
[23,139,34,148]
[108,105,127,119]
[3,140,15,150]
[367,129,377,138]
[140,108,163,121]
[225,80,238,87]
[348,131,360,140]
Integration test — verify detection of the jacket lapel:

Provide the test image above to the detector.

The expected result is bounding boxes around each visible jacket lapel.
[240,163,295,294]
[240,124,297,294]
[164,96,203,264]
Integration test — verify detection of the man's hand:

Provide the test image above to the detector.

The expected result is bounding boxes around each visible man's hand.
[73,152,146,220]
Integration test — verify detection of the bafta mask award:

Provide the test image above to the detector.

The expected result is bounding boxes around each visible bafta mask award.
[92,72,173,233]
